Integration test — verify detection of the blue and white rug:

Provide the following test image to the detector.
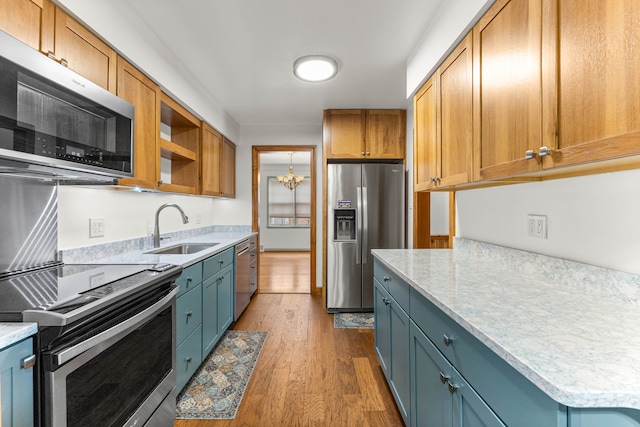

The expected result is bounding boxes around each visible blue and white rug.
[333,312,374,329]
[176,330,267,419]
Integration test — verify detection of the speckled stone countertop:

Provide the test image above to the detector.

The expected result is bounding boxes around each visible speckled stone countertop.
[0,323,37,351]
[89,230,257,267]
[372,238,640,410]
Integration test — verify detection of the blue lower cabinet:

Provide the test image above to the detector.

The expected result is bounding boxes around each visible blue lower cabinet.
[1,338,35,427]
[202,265,234,360]
[176,325,203,392]
[374,278,410,425]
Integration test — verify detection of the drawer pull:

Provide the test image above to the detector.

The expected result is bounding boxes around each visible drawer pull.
[21,354,36,370]
[186,311,193,317]
[219,260,224,265]
[438,372,450,384]
[525,149,535,160]
[187,276,193,283]
[447,380,459,394]
[383,276,391,282]
[539,146,552,157]
[443,334,454,346]
[382,297,390,306]
[186,357,192,363]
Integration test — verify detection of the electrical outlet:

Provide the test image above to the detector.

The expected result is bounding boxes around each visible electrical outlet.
[527,214,547,239]
[89,217,105,238]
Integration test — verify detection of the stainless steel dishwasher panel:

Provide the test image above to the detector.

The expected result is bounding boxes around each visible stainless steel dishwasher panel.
[235,240,251,320]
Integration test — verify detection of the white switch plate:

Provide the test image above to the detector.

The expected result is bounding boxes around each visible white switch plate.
[89,217,105,238]
[527,214,547,239]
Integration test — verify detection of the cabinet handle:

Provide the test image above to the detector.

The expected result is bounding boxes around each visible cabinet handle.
[186,357,192,363]
[365,151,370,156]
[447,380,459,394]
[383,276,391,282]
[539,146,552,157]
[443,334,454,346]
[46,51,68,67]
[21,354,36,370]
[361,151,366,155]
[525,149,535,160]
[219,260,224,265]
[186,311,193,317]
[438,372,450,384]
[382,297,390,305]
[187,276,193,283]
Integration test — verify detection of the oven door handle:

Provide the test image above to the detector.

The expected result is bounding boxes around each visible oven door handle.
[52,288,177,366]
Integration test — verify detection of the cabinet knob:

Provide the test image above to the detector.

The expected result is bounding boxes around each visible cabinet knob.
[365,152,370,156]
[443,334,454,346]
[382,297,390,305]
[447,380,459,394]
[525,149,535,160]
[219,260,224,265]
[187,276,193,283]
[539,146,552,157]
[186,357,193,363]
[21,354,36,370]
[361,151,366,155]
[383,276,391,282]
[438,372,450,384]
[186,311,193,317]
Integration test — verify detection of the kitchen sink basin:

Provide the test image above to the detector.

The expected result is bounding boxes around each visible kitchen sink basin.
[144,243,219,255]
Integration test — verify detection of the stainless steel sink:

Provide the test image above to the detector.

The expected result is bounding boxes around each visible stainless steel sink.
[144,243,219,255]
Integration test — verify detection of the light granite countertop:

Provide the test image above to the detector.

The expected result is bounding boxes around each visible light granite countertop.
[372,239,640,410]
[0,323,37,351]
[83,230,256,267]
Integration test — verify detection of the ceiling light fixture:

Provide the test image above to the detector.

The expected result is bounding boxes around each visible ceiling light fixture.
[293,55,338,82]
[277,152,305,190]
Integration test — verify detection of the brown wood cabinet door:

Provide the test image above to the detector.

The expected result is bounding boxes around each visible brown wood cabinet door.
[117,57,159,190]
[365,110,406,159]
[323,110,366,159]
[49,6,117,92]
[473,0,543,181]
[413,76,438,191]
[543,0,640,169]
[438,32,473,187]
[0,0,51,50]
[221,137,236,198]
[201,123,223,196]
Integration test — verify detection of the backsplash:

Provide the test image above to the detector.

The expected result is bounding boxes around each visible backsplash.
[61,225,251,263]
[455,237,640,302]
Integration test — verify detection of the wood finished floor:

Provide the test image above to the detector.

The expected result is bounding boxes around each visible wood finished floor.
[173,293,404,427]
[259,251,310,294]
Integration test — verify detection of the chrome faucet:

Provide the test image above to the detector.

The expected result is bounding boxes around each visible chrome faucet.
[153,203,189,248]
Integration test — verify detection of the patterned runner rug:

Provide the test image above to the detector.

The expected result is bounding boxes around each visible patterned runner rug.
[176,330,268,420]
[333,312,374,329]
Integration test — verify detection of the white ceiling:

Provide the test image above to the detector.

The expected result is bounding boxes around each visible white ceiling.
[77,0,444,127]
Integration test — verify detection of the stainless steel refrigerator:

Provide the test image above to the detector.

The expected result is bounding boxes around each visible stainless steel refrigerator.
[326,163,405,312]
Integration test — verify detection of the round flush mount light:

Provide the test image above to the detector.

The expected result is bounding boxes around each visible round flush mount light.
[293,55,338,82]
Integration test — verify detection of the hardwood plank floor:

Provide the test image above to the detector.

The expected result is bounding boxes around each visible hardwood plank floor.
[259,251,310,294]
[173,293,404,427]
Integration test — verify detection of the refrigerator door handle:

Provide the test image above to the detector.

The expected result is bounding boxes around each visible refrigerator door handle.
[362,186,368,264]
[356,187,362,265]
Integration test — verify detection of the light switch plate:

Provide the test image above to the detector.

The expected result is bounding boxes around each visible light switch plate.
[89,217,105,238]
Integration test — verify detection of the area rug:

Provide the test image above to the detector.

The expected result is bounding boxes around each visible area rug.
[333,312,374,329]
[176,330,268,420]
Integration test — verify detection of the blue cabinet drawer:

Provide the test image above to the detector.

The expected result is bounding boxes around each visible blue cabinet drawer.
[410,288,566,427]
[176,263,203,297]
[176,325,203,393]
[374,259,409,313]
[203,247,234,279]
[176,283,202,346]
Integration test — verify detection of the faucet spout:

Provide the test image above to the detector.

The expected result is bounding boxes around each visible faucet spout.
[153,203,189,248]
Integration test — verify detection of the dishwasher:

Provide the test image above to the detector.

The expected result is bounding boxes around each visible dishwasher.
[235,239,251,320]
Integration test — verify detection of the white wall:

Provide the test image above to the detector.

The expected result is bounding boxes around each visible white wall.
[259,163,311,251]
[58,186,218,249]
[456,169,640,274]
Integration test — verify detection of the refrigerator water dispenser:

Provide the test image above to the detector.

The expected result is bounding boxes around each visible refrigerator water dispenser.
[334,209,356,241]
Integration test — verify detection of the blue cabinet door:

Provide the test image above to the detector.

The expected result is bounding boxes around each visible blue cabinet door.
[411,322,452,427]
[202,274,220,358]
[453,370,505,427]
[389,293,411,425]
[374,279,391,376]
[0,338,35,427]
[217,267,234,335]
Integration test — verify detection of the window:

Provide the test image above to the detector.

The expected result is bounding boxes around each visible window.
[267,176,310,228]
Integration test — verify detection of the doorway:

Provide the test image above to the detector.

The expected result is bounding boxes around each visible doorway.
[252,146,317,294]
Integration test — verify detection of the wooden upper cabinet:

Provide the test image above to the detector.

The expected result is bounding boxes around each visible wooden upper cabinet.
[473,0,544,181]
[365,110,406,159]
[323,109,405,160]
[46,5,117,92]
[221,137,236,198]
[542,0,640,170]
[414,75,437,191]
[117,56,160,190]
[201,124,236,198]
[437,32,473,187]
[0,0,50,51]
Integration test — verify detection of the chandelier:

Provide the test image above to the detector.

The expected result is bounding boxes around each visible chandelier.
[277,152,304,190]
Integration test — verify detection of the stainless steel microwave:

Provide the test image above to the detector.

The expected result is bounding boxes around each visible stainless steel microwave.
[0,30,134,181]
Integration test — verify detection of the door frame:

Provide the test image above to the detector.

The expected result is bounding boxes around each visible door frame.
[252,145,318,294]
